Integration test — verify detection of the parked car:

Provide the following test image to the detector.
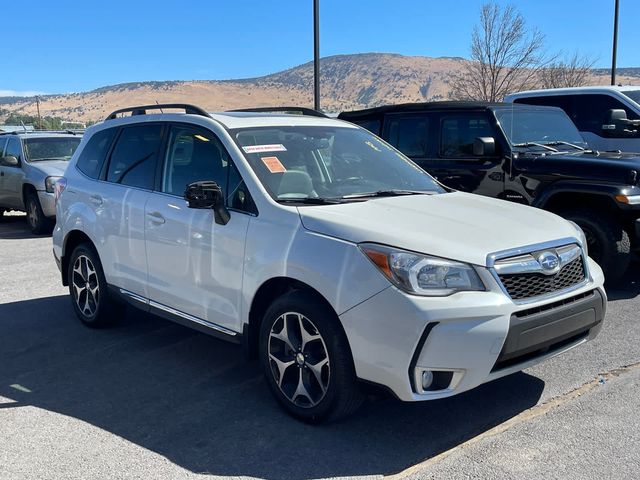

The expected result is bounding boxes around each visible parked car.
[339,101,640,284]
[504,86,640,153]
[0,130,82,233]
[53,103,605,422]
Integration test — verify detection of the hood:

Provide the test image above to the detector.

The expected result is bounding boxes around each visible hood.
[298,192,578,266]
[28,160,69,176]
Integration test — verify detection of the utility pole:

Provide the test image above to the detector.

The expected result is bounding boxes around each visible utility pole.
[35,95,42,129]
[611,0,620,86]
[313,0,320,111]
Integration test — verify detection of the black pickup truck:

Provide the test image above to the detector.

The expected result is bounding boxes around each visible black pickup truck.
[339,102,640,283]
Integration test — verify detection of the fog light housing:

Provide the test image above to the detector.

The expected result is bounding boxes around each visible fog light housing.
[421,370,434,390]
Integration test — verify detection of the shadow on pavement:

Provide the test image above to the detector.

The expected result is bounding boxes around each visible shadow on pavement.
[606,261,640,301]
[0,295,545,479]
[0,213,49,240]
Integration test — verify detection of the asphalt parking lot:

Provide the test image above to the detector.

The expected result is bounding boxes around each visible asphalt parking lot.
[1,213,639,480]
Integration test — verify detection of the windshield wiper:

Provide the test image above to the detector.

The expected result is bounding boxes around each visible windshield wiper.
[340,189,437,199]
[542,141,586,151]
[512,142,559,152]
[277,197,344,205]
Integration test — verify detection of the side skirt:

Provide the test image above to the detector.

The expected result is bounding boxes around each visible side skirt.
[110,285,242,345]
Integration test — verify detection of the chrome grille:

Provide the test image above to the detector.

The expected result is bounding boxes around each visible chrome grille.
[498,256,586,300]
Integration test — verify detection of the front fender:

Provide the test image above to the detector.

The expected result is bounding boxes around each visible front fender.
[533,181,635,210]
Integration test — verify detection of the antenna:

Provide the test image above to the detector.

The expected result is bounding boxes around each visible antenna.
[155,100,164,114]
[20,120,27,132]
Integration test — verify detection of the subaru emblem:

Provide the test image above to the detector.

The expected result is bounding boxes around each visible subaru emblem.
[537,251,560,274]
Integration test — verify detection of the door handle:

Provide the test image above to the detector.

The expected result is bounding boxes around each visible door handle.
[146,212,166,225]
[89,195,103,206]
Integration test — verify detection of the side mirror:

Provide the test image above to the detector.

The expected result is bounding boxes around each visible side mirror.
[603,109,627,131]
[0,155,19,167]
[473,137,496,156]
[184,181,230,225]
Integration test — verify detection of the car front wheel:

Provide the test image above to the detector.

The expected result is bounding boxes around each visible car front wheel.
[26,192,53,234]
[259,290,363,423]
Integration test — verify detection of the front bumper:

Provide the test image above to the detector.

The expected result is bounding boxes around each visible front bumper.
[339,258,606,402]
[37,191,56,218]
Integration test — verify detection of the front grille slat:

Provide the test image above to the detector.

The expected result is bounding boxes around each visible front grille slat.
[498,256,586,301]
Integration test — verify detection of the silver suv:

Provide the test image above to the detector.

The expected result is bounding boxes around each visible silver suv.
[0,131,82,233]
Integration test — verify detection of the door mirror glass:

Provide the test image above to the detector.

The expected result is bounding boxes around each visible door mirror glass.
[473,137,496,156]
[0,155,19,167]
[184,181,230,225]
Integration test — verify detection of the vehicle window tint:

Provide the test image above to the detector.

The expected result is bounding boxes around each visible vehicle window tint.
[352,119,381,136]
[76,129,117,178]
[385,115,429,157]
[226,161,257,214]
[4,138,22,163]
[514,95,571,111]
[440,114,495,157]
[106,124,162,189]
[569,94,640,134]
[0,138,7,156]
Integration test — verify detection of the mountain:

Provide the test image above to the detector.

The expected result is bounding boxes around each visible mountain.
[0,53,638,123]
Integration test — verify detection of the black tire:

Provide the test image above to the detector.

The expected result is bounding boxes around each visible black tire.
[67,243,124,328]
[25,192,53,234]
[259,290,364,423]
[562,209,630,284]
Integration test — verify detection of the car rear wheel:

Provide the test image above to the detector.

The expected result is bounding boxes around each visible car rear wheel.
[563,209,630,285]
[259,290,364,423]
[67,243,123,327]
[26,192,53,234]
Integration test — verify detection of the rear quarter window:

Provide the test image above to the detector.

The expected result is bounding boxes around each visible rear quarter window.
[76,128,117,179]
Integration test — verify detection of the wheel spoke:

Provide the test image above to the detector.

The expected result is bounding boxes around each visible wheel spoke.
[293,368,313,405]
[73,260,85,282]
[298,314,321,351]
[307,357,329,393]
[271,316,296,353]
[72,282,85,299]
[269,354,295,387]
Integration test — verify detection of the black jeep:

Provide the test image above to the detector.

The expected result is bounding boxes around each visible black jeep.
[339,102,640,283]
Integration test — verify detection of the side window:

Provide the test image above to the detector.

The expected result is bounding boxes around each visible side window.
[162,124,255,213]
[106,124,163,189]
[4,138,23,163]
[0,138,7,157]
[385,115,429,157]
[514,95,571,112]
[569,94,640,135]
[440,114,495,158]
[76,128,116,179]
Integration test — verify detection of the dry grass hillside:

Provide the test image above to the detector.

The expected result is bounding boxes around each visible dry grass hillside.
[0,53,638,123]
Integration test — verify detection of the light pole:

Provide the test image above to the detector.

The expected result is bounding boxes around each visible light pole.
[313,0,320,111]
[611,0,619,86]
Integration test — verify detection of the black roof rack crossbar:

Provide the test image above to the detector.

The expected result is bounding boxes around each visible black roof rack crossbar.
[0,129,84,135]
[228,107,328,118]
[105,103,211,120]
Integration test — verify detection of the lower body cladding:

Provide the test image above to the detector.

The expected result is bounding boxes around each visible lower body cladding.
[340,282,606,402]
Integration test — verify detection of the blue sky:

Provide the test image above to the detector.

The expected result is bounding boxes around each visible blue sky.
[1,0,637,95]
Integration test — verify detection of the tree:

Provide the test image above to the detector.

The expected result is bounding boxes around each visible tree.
[538,52,596,89]
[450,3,547,101]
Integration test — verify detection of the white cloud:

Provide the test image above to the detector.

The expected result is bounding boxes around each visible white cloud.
[0,90,46,97]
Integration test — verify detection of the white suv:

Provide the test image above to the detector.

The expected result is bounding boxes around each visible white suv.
[53,104,606,422]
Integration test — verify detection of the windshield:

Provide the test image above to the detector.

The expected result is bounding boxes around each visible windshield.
[23,137,81,162]
[495,108,588,150]
[233,125,444,202]
[622,90,640,105]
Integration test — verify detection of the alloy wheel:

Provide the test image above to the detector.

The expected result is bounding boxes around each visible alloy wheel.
[268,312,330,408]
[72,255,100,317]
[27,199,38,229]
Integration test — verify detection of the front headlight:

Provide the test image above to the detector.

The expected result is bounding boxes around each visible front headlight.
[568,221,588,257]
[45,176,62,193]
[360,243,485,296]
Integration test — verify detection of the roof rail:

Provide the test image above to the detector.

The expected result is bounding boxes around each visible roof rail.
[105,103,211,120]
[228,106,328,118]
[0,129,84,136]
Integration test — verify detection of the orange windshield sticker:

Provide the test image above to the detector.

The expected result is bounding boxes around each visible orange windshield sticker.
[261,156,287,173]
